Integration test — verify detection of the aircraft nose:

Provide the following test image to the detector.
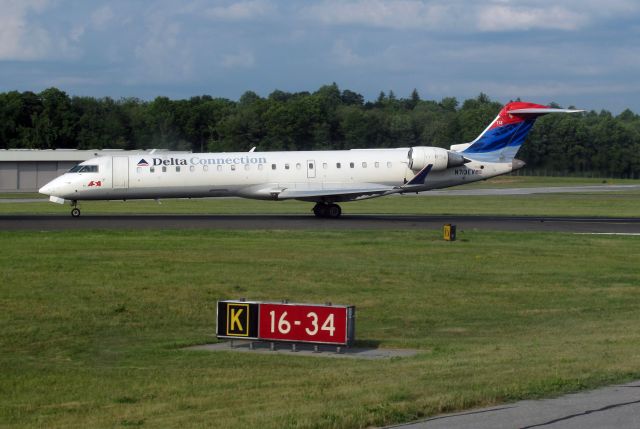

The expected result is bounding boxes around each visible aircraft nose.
[39,179,59,196]
[39,182,54,196]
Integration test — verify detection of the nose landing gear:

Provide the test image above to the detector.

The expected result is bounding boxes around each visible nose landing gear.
[70,201,81,217]
[313,203,342,218]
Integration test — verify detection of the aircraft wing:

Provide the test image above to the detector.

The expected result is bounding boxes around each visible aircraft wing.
[274,183,395,201]
[270,164,433,201]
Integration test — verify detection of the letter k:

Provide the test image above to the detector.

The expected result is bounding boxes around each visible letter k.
[230,308,244,332]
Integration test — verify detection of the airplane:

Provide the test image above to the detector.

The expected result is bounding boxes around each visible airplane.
[39,101,582,218]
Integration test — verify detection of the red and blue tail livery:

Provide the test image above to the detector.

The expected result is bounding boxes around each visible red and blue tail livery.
[461,102,582,162]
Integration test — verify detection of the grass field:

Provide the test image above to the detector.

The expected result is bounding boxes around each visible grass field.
[2,229,640,428]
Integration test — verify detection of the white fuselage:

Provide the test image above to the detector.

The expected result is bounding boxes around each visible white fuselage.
[39,148,515,203]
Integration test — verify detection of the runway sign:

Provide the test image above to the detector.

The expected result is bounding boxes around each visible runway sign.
[216,301,259,339]
[216,301,355,346]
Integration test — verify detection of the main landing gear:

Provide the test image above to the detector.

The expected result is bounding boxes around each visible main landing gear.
[70,200,81,217]
[313,203,342,218]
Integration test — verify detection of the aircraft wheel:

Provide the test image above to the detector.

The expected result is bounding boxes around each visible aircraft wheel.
[313,203,328,218]
[71,208,81,217]
[327,204,342,218]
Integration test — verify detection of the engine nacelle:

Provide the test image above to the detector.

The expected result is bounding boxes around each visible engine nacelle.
[408,147,468,172]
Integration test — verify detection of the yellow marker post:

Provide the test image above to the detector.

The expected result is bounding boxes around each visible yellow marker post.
[443,224,456,241]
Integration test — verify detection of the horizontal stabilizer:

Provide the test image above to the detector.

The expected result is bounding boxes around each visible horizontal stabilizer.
[508,108,585,115]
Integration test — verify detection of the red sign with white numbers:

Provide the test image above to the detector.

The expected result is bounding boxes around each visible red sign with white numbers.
[258,303,350,345]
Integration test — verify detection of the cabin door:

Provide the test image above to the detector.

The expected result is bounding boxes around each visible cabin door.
[306,160,316,179]
[112,157,129,189]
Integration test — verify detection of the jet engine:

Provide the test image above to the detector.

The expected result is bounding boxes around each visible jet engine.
[408,147,469,171]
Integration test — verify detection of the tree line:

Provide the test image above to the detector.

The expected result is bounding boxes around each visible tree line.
[1,84,639,177]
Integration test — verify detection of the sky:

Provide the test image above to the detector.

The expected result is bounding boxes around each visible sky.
[1,0,639,113]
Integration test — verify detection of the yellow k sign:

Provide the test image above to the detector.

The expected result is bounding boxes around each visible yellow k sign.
[230,308,244,331]
[226,303,249,336]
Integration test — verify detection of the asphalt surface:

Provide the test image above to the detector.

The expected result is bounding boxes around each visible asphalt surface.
[388,380,640,429]
[425,184,640,196]
[1,213,640,233]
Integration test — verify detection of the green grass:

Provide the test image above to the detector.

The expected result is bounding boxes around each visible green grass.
[0,193,44,199]
[2,229,640,428]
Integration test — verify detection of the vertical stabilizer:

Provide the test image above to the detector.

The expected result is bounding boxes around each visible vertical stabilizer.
[461,102,582,162]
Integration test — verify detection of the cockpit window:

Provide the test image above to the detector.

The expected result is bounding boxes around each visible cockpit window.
[69,165,99,173]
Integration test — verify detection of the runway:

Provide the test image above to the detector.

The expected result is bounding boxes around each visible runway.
[390,380,640,429]
[1,214,640,233]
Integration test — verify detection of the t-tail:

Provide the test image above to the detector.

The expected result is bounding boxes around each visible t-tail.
[451,102,583,163]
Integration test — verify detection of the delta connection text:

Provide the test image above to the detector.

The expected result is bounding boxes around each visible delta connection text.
[147,156,268,167]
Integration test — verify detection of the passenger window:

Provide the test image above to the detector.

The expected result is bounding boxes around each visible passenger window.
[308,163,314,170]
[323,163,327,169]
[296,163,301,170]
[150,167,155,173]
[136,167,141,174]
[244,164,250,170]
[189,165,195,172]
[272,164,276,170]
[258,164,264,170]
[176,166,180,172]
[285,163,290,170]
[336,163,341,169]
[375,162,380,168]
[162,166,167,172]
[231,165,236,171]
[217,165,222,171]
[362,162,367,168]
[350,162,354,168]
[203,165,208,172]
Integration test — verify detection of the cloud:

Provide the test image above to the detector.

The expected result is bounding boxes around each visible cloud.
[330,40,365,66]
[91,5,115,30]
[0,0,53,60]
[302,0,444,29]
[474,81,640,99]
[300,0,635,32]
[205,0,274,21]
[132,11,194,83]
[222,51,255,68]
[69,25,85,43]
[477,5,587,31]
[0,0,86,60]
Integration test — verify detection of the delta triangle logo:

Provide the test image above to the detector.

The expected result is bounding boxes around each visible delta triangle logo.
[137,159,149,167]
